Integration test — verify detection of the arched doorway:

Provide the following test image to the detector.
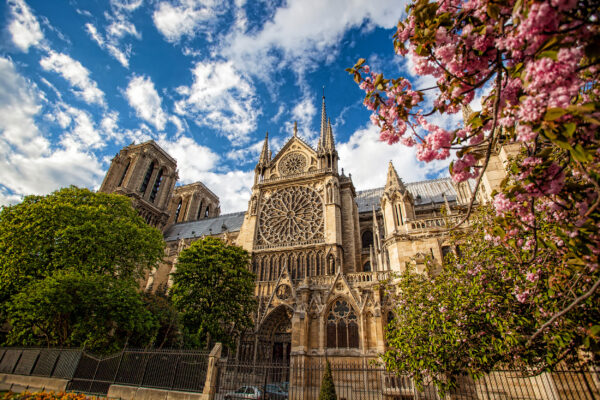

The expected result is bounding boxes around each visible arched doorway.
[257,305,293,364]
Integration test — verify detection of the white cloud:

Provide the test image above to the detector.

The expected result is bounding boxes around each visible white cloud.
[153,0,222,43]
[223,0,406,76]
[40,51,105,106]
[198,170,253,213]
[6,0,45,52]
[48,103,105,150]
[226,138,264,163]
[125,75,168,131]
[158,135,219,178]
[283,96,317,140]
[157,134,252,212]
[0,187,23,206]
[0,57,104,205]
[337,124,451,191]
[84,0,142,68]
[174,60,259,144]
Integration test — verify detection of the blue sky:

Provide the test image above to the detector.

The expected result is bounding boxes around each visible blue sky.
[0,0,455,212]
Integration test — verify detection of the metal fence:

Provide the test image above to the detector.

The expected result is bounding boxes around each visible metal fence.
[0,347,210,396]
[1,347,599,399]
[214,359,600,400]
[0,347,81,379]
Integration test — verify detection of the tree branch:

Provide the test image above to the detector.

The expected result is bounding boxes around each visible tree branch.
[444,63,504,231]
[527,276,600,346]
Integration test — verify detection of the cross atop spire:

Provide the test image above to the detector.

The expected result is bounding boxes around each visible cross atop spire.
[293,121,298,137]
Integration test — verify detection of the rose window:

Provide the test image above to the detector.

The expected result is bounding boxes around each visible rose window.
[258,186,324,246]
[279,152,307,175]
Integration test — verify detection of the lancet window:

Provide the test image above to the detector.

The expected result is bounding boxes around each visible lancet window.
[361,230,373,249]
[252,249,327,282]
[149,168,163,203]
[140,161,155,194]
[174,199,182,222]
[196,201,203,220]
[326,299,359,349]
[118,160,130,187]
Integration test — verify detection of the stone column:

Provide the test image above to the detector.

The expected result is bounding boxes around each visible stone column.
[155,174,173,210]
[202,342,223,400]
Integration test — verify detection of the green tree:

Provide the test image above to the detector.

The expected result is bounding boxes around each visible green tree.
[383,205,600,393]
[319,361,337,400]
[170,237,256,349]
[5,269,156,353]
[142,291,183,349]
[0,186,165,311]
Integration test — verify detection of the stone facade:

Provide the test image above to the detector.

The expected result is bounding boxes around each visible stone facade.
[101,97,511,368]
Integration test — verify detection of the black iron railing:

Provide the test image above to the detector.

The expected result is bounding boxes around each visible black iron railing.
[0,347,210,396]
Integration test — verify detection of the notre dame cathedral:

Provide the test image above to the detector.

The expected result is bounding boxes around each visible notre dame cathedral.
[99,96,511,367]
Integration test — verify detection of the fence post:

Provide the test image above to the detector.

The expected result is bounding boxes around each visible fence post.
[202,343,223,400]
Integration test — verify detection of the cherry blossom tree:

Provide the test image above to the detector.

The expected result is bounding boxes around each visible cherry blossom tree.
[347,0,600,387]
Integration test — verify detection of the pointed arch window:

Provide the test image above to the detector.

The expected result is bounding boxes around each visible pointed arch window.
[149,168,163,203]
[326,299,359,349]
[174,199,182,222]
[196,201,204,220]
[363,261,371,272]
[118,160,130,187]
[205,205,210,218]
[361,230,373,249]
[140,161,155,194]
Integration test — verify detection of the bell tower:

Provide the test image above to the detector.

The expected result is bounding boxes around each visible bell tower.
[99,140,178,231]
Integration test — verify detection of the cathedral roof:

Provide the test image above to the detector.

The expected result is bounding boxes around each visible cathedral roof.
[163,211,246,242]
[356,177,462,213]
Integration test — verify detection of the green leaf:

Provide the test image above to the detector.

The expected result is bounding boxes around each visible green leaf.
[571,144,593,162]
[538,50,557,60]
[486,3,500,19]
[563,123,576,137]
[544,108,566,121]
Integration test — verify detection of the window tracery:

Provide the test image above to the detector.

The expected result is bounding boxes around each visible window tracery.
[326,299,359,349]
[258,186,324,246]
[278,152,307,175]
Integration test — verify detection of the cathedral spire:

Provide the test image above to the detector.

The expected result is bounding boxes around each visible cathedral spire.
[258,131,269,166]
[293,121,298,137]
[319,90,327,149]
[385,160,406,192]
[324,118,335,150]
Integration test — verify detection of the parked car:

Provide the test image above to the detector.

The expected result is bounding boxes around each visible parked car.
[277,382,289,393]
[224,386,264,400]
[265,383,288,400]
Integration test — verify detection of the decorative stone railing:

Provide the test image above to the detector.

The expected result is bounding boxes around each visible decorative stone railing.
[406,215,464,232]
[253,238,325,251]
[255,271,392,287]
[346,271,391,284]
[259,168,334,184]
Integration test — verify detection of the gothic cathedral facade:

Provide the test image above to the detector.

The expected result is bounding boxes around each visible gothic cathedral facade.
[100,96,510,366]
